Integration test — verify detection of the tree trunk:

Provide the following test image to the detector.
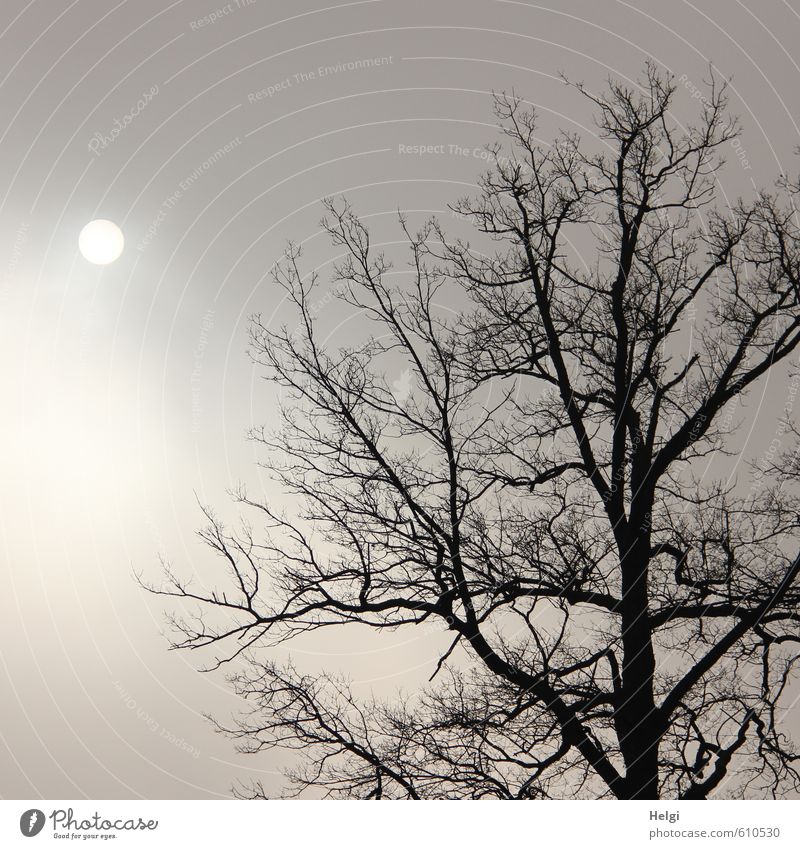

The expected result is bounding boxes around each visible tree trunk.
[617,535,661,799]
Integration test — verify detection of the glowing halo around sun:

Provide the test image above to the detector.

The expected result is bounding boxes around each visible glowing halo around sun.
[78,219,124,265]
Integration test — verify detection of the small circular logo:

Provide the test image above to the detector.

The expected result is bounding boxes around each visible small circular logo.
[19,809,45,837]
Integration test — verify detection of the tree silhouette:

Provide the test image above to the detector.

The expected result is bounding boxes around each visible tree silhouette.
[146,64,800,799]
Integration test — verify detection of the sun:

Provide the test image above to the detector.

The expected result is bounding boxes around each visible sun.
[79,219,124,265]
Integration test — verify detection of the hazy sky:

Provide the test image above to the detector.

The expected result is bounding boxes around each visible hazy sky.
[2,0,800,799]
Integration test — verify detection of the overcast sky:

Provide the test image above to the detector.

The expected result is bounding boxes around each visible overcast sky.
[2,0,800,799]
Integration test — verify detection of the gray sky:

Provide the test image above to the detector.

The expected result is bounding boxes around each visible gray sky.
[1,0,800,799]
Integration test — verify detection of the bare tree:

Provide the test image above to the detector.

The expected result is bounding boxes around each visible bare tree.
[146,64,800,799]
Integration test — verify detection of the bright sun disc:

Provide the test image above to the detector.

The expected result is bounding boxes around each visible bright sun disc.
[79,219,124,265]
